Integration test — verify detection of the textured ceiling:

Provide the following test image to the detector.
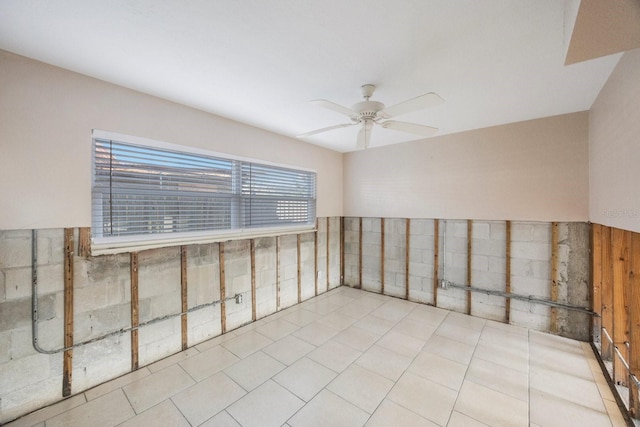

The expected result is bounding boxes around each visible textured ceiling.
[0,0,621,152]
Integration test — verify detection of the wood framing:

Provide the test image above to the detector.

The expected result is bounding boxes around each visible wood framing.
[601,226,614,359]
[433,219,439,306]
[467,219,472,315]
[276,236,281,311]
[381,217,385,295]
[297,234,302,303]
[251,239,257,321]
[358,217,363,289]
[314,218,318,296]
[405,218,410,300]
[326,217,330,291]
[628,230,640,417]
[340,217,345,286]
[505,220,512,323]
[592,224,602,342]
[130,251,139,371]
[550,222,559,334]
[219,242,226,334]
[612,227,631,385]
[78,227,91,257]
[62,228,74,396]
[180,246,188,351]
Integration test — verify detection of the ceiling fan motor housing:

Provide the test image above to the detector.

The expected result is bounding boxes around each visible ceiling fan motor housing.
[351,100,385,122]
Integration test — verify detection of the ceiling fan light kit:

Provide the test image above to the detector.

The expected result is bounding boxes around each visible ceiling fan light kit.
[298,84,443,150]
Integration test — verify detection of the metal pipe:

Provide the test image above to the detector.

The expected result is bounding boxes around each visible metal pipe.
[31,229,246,355]
[601,327,640,387]
[442,280,595,315]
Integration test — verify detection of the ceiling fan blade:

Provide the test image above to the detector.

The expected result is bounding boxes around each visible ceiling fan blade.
[379,92,443,118]
[356,121,373,150]
[311,99,356,118]
[380,120,438,137]
[297,122,356,138]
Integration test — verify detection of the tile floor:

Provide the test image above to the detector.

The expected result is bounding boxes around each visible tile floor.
[7,287,628,427]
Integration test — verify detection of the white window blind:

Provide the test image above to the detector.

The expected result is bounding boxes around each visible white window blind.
[92,137,316,252]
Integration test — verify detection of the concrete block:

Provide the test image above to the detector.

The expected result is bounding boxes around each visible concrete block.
[188,305,222,345]
[138,317,182,367]
[471,295,506,322]
[488,256,506,273]
[36,263,64,295]
[511,277,550,298]
[532,223,551,242]
[10,327,37,360]
[0,331,10,363]
[35,317,64,351]
[0,270,5,302]
[147,293,181,321]
[471,255,489,272]
[5,267,31,300]
[74,283,110,313]
[0,353,51,395]
[1,372,64,425]
[511,223,534,242]
[511,242,551,262]
[0,230,31,269]
[490,222,507,241]
[0,297,32,332]
[472,222,491,240]
[72,334,130,393]
[74,303,131,342]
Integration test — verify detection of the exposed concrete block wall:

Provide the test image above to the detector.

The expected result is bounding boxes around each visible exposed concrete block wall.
[278,234,298,309]
[361,218,382,293]
[343,218,360,287]
[0,217,341,424]
[470,221,507,322]
[346,218,591,340]
[382,218,407,298]
[316,218,328,293]
[437,220,469,313]
[509,222,552,331]
[254,237,277,319]
[407,219,436,305]
[186,243,221,344]
[328,217,342,289]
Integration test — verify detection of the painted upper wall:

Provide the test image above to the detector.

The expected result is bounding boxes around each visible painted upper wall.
[589,48,640,233]
[344,111,589,221]
[0,50,343,230]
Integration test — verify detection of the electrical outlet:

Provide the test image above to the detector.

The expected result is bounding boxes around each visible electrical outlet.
[235,293,243,304]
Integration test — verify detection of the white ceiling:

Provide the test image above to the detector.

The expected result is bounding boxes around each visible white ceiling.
[0,0,621,152]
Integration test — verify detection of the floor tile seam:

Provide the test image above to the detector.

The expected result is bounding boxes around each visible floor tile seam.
[528,384,610,415]
[284,387,372,426]
[118,385,143,420]
[386,372,458,426]
[446,323,487,426]
[155,397,190,426]
[462,375,529,404]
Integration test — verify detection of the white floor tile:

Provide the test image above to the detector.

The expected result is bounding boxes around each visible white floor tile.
[123,364,195,413]
[288,389,370,427]
[179,345,239,381]
[388,372,457,426]
[408,352,467,391]
[307,339,363,373]
[221,331,274,359]
[118,400,189,427]
[200,410,241,426]
[171,372,246,426]
[262,334,316,365]
[273,357,337,401]
[46,389,134,427]
[327,364,394,414]
[226,380,304,427]
[455,380,528,427]
[355,344,413,381]
[223,350,285,391]
[366,399,438,427]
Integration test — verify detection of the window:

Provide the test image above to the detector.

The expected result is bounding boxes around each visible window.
[91,131,316,254]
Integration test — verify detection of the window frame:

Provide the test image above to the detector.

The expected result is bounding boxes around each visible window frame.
[91,130,317,255]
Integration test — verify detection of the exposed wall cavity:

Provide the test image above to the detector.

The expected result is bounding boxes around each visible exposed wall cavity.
[344,218,591,340]
[0,218,341,424]
[0,217,592,423]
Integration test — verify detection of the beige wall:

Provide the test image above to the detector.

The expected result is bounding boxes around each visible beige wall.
[343,112,589,221]
[0,50,343,230]
[589,48,640,233]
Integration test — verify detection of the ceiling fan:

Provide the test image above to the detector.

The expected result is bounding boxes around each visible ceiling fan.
[297,84,443,150]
